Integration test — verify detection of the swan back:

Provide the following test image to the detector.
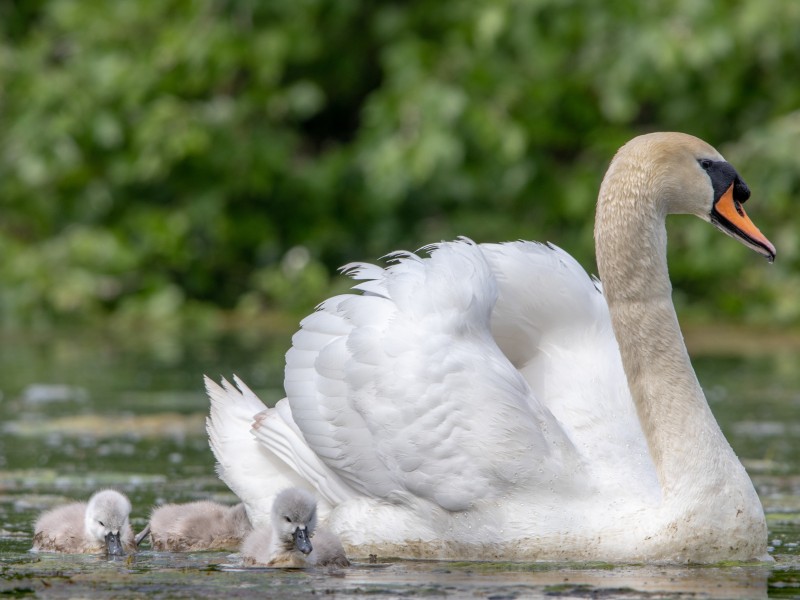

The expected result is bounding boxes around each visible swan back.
[481,241,659,496]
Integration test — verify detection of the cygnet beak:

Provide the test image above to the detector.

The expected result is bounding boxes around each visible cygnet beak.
[293,527,312,555]
[105,531,125,556]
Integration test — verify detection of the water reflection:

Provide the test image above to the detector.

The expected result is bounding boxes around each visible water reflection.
[0,549,780,598]
[0,330,798,598]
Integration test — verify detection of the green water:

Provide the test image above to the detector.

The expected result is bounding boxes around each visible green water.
[1,329,799,598]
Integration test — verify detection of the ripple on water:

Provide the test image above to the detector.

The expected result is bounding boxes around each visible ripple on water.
[0,339,799,597]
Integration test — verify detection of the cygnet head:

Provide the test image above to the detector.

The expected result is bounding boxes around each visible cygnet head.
[271,488,317,555]
[84,490,132,556]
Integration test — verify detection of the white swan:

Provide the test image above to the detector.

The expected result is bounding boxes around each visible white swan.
[31,489,136,555]
[206,132,776,563]
[240,487,349,567]
[144,500,251,551]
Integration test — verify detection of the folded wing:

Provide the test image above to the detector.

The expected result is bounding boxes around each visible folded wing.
[283,240,582,511]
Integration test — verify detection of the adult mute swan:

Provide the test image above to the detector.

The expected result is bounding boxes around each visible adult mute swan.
[206,132,776,563]
[32,490,136,555]
[240,487,350,567]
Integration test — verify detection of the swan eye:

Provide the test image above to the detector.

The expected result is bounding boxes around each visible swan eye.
[98,521,105,527]
[284,516,291,523]
[698,158,714,171]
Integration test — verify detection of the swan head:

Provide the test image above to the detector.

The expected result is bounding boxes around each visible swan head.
[271,488,317,555]
[599,132,776,262]
[84,490,132,556]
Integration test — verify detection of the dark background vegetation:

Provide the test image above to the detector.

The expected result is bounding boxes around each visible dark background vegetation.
[1,0,798,333]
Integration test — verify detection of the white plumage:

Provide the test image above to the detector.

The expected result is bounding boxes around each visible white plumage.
[206,133,774,563]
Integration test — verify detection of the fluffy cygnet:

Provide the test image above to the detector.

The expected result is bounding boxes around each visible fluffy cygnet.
[145,500,251,551]
[240,488,349,568]
[32,489,136,555]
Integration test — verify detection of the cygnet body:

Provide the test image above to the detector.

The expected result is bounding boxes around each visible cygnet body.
[146,500,251,551]
[32,489,135,555]
[241,488,349,567]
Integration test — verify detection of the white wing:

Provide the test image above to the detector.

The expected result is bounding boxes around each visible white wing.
[482,241,658,493]
[283,239,585,512]
[249,396,356,508]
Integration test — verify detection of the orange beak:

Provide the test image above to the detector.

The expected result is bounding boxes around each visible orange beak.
[711,184,776,262]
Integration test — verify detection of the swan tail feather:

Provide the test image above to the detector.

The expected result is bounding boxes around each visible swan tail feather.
[204,375,309,525]
[250,399,354,508]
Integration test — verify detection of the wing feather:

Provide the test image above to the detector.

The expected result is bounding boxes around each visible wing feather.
[209,238,658,523]
[285,240,582,512]
[250,397,354,507]
[205,376,310,525]
[481,242,657,493]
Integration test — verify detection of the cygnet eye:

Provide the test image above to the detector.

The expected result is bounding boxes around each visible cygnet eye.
[98,521,105,527]
[284,516,291,523]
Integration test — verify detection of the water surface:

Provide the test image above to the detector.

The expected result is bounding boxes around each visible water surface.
[1,328,798,598]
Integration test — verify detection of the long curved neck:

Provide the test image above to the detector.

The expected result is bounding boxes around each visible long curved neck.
[594,168,740,498]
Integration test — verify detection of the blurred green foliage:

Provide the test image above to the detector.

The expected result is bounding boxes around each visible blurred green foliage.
[0,0,799,330]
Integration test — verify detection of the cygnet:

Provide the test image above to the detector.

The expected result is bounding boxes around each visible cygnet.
[240,488,349,567]
[32,489,135,555]
[144,500,251,551]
